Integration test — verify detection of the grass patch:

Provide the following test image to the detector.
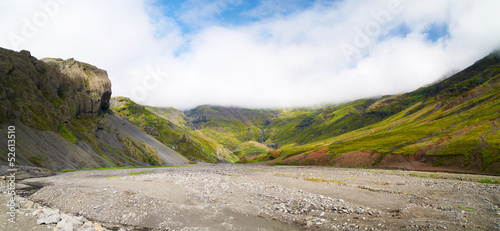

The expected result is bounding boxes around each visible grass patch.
[477,179,499,184]
[273,173,295,177]
[304,177,345,184]
[108,171,152,178]
[59,165,184,172]
[407,172,444,179]
[458,205,476,212]
[372,181,390,185]
[129,171,151,175]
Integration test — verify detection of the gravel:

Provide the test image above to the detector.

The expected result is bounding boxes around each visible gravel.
[3,164,500,230]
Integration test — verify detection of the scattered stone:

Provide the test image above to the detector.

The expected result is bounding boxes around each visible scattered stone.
[37,213,60,225]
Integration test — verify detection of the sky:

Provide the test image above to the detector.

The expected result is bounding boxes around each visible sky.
[1,0,500,110]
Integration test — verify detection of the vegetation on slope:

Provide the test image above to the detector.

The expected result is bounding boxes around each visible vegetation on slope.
[112,51,500,174]
[0,47,182,170]
[184,105,279,150]
[110,97,236,163]
[249,51,500,174]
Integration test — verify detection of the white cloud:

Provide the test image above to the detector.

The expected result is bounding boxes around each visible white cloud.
[1,0,499,110]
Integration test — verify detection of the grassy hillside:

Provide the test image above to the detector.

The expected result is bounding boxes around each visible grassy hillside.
[146,106,188,127]
[184,105,280,150]
[265,98,381,146]
[248,51,500,174]
[116,51,500,174]
[172,100,386,157]
[110,97,236,163]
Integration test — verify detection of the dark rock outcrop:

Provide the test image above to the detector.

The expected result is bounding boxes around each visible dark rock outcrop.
[0,48,112,128]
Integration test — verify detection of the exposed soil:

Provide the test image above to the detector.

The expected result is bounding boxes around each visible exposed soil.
[8,164,500,230]
[331,150,381,168]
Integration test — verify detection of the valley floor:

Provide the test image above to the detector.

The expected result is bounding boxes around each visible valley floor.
[6,165,500,230]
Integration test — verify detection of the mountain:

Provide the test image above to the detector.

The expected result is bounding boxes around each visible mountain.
[110,97,235,163]
[143,51,500,174]
[0,47,188,170]
[6,46,497,174]
[256,51,500,174]
[184,106,279,149]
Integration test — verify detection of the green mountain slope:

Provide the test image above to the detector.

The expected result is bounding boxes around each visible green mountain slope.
[265,98,382,146]
[184,105,280,150]
[113,51,500,174]
[110,97,235,163]
[167,100,385,157]
[254,51,500,174]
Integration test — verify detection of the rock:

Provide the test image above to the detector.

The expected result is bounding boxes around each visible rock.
[41,57,112,116]
[43,208,60,217]
[37,213,61,224]
[56,220,75,231]
[94,222,106,231]
[32,209,44,217]
[62,221,75,231]
[21,200,34,209]
[60,213,83,226]
[80,221,94,230]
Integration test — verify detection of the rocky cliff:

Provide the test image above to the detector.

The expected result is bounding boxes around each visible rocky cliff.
[0,47,188,170]
[0,49,112,128]
[42,57,112,116]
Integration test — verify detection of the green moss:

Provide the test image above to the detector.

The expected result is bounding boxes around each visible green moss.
[50,98,62,109]
[29,156,47,167]
[118,136,163,165]
[101,155,117,167]
[105,144,122,155]
[57,124,77,144]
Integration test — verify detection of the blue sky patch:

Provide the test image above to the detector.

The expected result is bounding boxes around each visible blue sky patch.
[151,0,317,35]
[376,23,411,43]
[424,23,450,42]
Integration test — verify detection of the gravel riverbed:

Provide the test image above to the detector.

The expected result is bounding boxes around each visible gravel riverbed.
[2,164,500,230]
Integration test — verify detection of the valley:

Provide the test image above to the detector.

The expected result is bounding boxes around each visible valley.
[1,46,500,230]
[112,51,500,174]
[1,47,499,174]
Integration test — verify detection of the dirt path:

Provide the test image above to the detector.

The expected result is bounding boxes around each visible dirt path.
[13,165,500,230]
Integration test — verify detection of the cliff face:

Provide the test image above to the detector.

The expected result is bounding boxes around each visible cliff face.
[0,47,188,170]
[0,48,112,128]
[42,57,112,116]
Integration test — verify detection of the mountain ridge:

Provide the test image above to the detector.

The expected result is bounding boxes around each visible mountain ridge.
[1,46,498,174]
[134,51,500,174]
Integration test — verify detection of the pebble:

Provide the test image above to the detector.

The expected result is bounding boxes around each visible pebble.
[0,188,109,231]
[4,165,499,230]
